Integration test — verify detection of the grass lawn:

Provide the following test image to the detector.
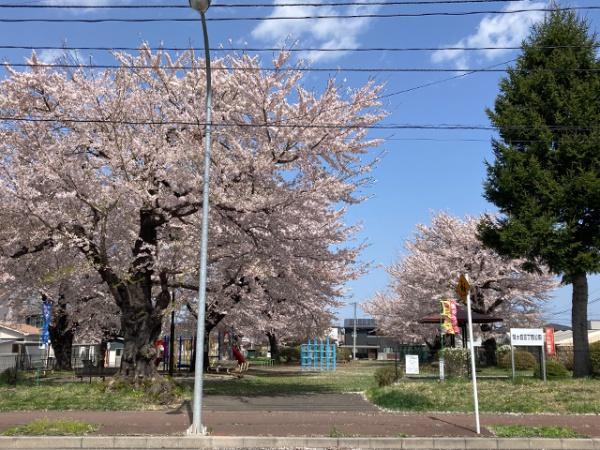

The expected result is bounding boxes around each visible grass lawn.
[488,425,582,438]
[0,380,164,411]
[2,418,98,436]
[367,377,600,414]
[202,361,382,396]
[2,361,599,414]
[0,361,380,411]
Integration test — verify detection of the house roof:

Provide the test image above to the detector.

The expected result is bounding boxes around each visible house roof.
[419,306,503,325]
[555,329,600,346]
[544,323,572,332]
[0,322,41,336]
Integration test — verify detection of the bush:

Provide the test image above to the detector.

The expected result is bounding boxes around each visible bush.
[534,359,569,379]
[496,344,511,360]
[374,366,400,387]
[442,348,469,377]
[0,368,21,386]
[279,346,300,362]
[336,347,352,362]
[590,342,600,375]
[556,346,574,371]
[498,350,537,370]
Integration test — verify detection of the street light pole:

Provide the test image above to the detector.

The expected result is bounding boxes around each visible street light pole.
[188,0,212,436]
[352,302,357,360]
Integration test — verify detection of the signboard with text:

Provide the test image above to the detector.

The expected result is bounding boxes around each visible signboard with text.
[510,328,544,347]
[405,354,420,375]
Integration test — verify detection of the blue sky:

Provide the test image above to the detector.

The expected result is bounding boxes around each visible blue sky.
[1,0,599,327]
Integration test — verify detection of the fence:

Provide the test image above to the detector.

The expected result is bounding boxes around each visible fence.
[379,345,431,363]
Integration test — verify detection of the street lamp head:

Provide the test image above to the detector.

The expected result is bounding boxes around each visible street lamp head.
[189,0,211,13]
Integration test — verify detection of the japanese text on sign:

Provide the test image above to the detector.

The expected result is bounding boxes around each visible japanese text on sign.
[510,328,544,346]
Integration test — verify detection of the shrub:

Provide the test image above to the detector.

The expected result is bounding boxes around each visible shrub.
[534,359,569,379]
[0,367,21,386]
[556,346,574,371]
[442,348,469,377]
[336,347,352,362]
[279,346,300,362]
[498,350,537,370]
[496,344,511,360]
[374,366,400,387]
[591,342,600,374]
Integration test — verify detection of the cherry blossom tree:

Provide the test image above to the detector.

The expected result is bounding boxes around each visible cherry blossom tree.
[364,212,558,343]
[0,48,384,381]
[0,246,119,370]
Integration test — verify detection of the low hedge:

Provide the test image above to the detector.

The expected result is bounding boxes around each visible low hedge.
[591,342,600,374]
[534,359,569,379]
[498,350,537,370]
[442,348,469,377]
[374,366,400,387]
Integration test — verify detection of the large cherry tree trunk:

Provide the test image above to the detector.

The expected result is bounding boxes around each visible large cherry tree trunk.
[118,284,164,379]
[267,332,280,363]
[75,209,173,383]
[43,293,73,371]
[572,273,592,377]
[48,310,73,371]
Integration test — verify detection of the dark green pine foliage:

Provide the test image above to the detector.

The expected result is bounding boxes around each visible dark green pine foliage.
[479,9,600,377]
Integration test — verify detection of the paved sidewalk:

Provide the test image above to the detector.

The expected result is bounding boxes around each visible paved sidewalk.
[1,435,600,449]
[0,408,599,437]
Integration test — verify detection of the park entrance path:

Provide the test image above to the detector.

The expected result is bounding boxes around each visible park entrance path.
[203,393,378,411]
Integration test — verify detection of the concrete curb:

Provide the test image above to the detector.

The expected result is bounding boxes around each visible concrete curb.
[0,436,599,449]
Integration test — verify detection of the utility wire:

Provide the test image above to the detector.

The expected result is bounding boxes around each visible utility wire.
[379,58,515,98]
[0,116,599,132]
[2,44,599,53]
[0,0,534,8]
[4,61,600,73]
[545,296,600,317]
[0,7,598,22]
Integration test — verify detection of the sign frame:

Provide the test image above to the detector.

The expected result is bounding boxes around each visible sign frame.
[405,354,420,376]
[509,327,546,382]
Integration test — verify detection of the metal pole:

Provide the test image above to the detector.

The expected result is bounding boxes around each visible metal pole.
[189,10,212,436]
[465,275,480,435]
[352,302,357,360]
[541,337,547,382]
[169,306,176,377]
[511,344,515,381]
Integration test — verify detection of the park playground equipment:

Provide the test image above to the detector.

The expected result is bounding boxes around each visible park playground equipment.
[300,338,336,371]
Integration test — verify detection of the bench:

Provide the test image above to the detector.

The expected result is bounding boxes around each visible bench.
[74,360,119,382]
[208,360,250,376]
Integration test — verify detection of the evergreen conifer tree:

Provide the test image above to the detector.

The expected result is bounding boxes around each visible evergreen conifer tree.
[479,9,600,377]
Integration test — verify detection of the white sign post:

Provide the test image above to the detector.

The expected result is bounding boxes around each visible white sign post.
[509,328,546,381]
[405,354,420,375]
[464,275,481,435]
[456,274,480,434]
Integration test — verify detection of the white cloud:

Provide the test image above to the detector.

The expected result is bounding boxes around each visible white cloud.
[251,0,380,63]
[38,49,83,64]
[41,0,114,4]
[431,1,547,68]
[40,0,128,13]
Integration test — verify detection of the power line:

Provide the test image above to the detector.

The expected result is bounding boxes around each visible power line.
[379,58,516,98]
[1,116,599,132]
[0,7,598,22]
[2,44,598,53]
[545,296,600,317]
[0,0,534,8]
[4,61,600,73]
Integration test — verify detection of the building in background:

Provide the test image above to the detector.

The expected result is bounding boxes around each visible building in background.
[339,318,417,359]
[0,322,43,370]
